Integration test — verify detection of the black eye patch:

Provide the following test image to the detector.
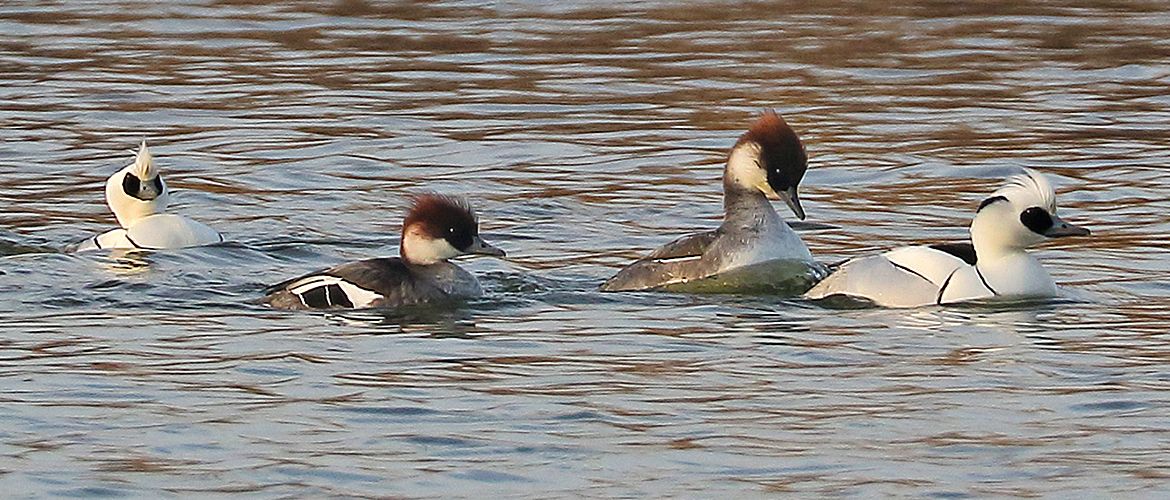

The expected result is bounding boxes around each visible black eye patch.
[444,225,473,251]
[122,172,142,197]
[121,172,164,201]
[1020,207,1054,235]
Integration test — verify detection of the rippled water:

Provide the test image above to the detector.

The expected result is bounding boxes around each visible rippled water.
[2,0,1169,496]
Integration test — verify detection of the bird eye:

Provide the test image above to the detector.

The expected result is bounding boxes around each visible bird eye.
[448,227,455,234]
[1019,206,1054,235]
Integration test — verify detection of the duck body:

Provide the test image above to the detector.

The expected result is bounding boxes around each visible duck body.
[264,257,483,310]
[601,188,814,291]
[74,214,222,251]
[805,169,1089,307]
[602,110,818,292]
[264,194,505,311]
[807,244,969,308]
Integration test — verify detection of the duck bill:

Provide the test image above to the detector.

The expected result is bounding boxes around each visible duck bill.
[139,177,163,200]
[779,186,806,220]
[1044,216,1090,238]
[468,235,506,257]
[757,181,806,220]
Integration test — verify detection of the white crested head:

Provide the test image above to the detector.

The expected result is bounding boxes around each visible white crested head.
[131,140,159,180]
[993,168,1057,214]
[724,110,809,219]
[104,141,170,227]
[399,194,505,266]
[970,168,1089,257]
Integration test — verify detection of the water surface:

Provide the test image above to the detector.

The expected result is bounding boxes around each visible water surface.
[1,0,1169,497]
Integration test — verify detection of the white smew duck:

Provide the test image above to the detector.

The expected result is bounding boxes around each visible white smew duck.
[73,141,222,251]
[805,169,1090,307]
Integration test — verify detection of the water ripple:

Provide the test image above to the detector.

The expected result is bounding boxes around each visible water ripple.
[0,0,1167,497]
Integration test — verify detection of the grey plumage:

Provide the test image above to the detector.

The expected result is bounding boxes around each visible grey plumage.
[602,188,813,292]
[264,257,455,310]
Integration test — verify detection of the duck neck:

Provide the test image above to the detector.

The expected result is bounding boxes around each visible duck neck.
[105,168,167,228]
[109,198,158,228]
[722,181,776,225]
[400,242,442,266]
[970,211,1024,263]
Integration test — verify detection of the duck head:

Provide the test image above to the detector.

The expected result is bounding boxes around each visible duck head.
[970,168,1090,258]
[400,194,505,265]
[104,141,169,228]
[724,109,808,219]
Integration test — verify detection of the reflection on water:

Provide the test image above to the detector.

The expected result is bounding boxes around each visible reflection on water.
[1,0,1169,497]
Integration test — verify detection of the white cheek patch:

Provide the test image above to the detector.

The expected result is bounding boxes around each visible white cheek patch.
[725,143,776,196]
[288,275,383,309]
[402,234,460,265]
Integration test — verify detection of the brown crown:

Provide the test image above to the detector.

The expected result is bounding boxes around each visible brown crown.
[734,109,807,190]
[402,193,478,239]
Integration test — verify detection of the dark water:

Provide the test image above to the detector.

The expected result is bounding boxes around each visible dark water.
[1,0,1169,496]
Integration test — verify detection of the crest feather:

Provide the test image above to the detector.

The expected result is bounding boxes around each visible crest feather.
[132,140,159,180]
[403,194,477,238]
[730,109,808,193]
[993,168,1057,212]
[736,109,798,149]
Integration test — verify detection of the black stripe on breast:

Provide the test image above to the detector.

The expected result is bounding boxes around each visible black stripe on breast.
[974,266,998,295]
[124,233,144,249]
[298,283,354,309]
[889,261,935,286]
[935,270,958,305]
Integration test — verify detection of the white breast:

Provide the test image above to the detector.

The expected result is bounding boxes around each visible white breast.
[718,216,813,273]
[939,253,1054,304]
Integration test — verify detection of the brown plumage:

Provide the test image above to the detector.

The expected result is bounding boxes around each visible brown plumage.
[735,109,807,192]
[401,194,479,255]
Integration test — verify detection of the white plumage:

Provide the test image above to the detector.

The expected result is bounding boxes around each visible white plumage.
[72,141,222,251]
[286,275,384,309]
[806,169,1090,307]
